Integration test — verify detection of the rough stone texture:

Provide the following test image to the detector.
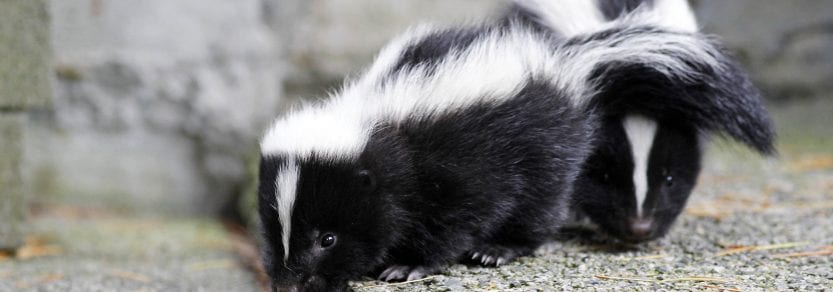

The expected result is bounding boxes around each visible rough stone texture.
[273,0,833,102]
[1,0,52,251]
[0,0,52,110]
[25,0,833,224]
[24,0,284,215]
[0,114,24,250]
[273,0,503,98]
[694,0,833,100]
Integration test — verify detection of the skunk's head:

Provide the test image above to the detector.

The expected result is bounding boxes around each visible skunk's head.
[258,124,414,291]
[568,26,775,243]
[575,115,702,243]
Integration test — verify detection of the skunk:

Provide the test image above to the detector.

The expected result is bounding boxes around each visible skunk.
[258,24,597,291]
[257,2,769,290]
[512,0,776,243]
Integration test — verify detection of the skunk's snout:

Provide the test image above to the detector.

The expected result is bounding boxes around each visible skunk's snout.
[627,217,654,241]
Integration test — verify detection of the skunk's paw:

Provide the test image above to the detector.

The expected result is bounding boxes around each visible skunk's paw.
[378,265,434,282]
[466,245,522,267]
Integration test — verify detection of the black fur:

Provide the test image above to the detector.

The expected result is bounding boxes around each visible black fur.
[259,80,595,290]
[587,39,776,155]
[571,31,774,242]
[574,115,702,242]
[507,1,775,243]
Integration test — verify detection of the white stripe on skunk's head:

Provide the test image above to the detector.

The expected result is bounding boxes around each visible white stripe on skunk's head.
[274,158,299,262]
[623,114,658,218]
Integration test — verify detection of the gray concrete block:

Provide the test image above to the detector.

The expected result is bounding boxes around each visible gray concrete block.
[0,0,52,109]
[0,113,24,250]
[696,0,833,99]
[26,0,283,215]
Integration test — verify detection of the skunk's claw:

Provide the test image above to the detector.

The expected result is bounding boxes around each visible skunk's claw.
[378,265,434,282]
[466,245,523,267]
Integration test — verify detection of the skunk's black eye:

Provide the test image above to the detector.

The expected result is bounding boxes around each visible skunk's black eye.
[602,173,610,182]
[320,233,336,248]
[664,174,674,187]
[357,170,376,191]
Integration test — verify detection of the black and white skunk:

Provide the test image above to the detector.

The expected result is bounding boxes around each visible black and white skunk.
[512,0,776,243]
[258,24,597,290]
[257,1,772,290]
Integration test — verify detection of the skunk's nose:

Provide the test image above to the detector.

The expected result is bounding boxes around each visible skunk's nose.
[628,217,654,240]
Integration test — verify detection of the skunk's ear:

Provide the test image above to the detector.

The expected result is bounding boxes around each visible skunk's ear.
[578,27,776,156]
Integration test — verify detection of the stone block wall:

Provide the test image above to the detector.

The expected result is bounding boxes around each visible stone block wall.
[1,0,52,250]
[23,0,284,216]
[16,0,831,221]
[695,0,833,100]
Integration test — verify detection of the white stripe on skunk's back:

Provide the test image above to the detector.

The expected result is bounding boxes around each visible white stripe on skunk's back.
[261,17,723,162]
[260,97,372,161]
[651,0,698,32]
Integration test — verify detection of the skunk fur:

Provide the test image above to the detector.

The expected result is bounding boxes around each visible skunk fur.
[258,24,596,291]
[257,1,773,290]
[513,0,776,243]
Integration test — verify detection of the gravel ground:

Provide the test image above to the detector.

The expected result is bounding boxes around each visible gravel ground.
[1,99,831,291]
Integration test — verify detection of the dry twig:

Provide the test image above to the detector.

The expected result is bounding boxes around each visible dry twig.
[773,245,833,258]
[702,284,743,291]
[360,276,439,289]
[716,241,810,256]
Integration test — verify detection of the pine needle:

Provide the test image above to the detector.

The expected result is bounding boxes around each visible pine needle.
[594,275,657,283]
[716,241,810,256]
[660,277,731,283]
[596,275,734,284]
[360,275,438,288]
[628,254,668,260]
[772,245,833,258]
[702,284,743,291]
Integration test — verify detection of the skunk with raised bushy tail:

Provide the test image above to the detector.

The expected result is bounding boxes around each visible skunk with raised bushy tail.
[256,1,774,290]
[512,0,776,243]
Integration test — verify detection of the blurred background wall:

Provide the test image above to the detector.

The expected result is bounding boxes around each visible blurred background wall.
[1,0,51,249]
[18,0,833,219]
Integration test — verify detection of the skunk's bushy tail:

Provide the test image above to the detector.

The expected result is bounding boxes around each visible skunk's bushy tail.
[510,0,775,155]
